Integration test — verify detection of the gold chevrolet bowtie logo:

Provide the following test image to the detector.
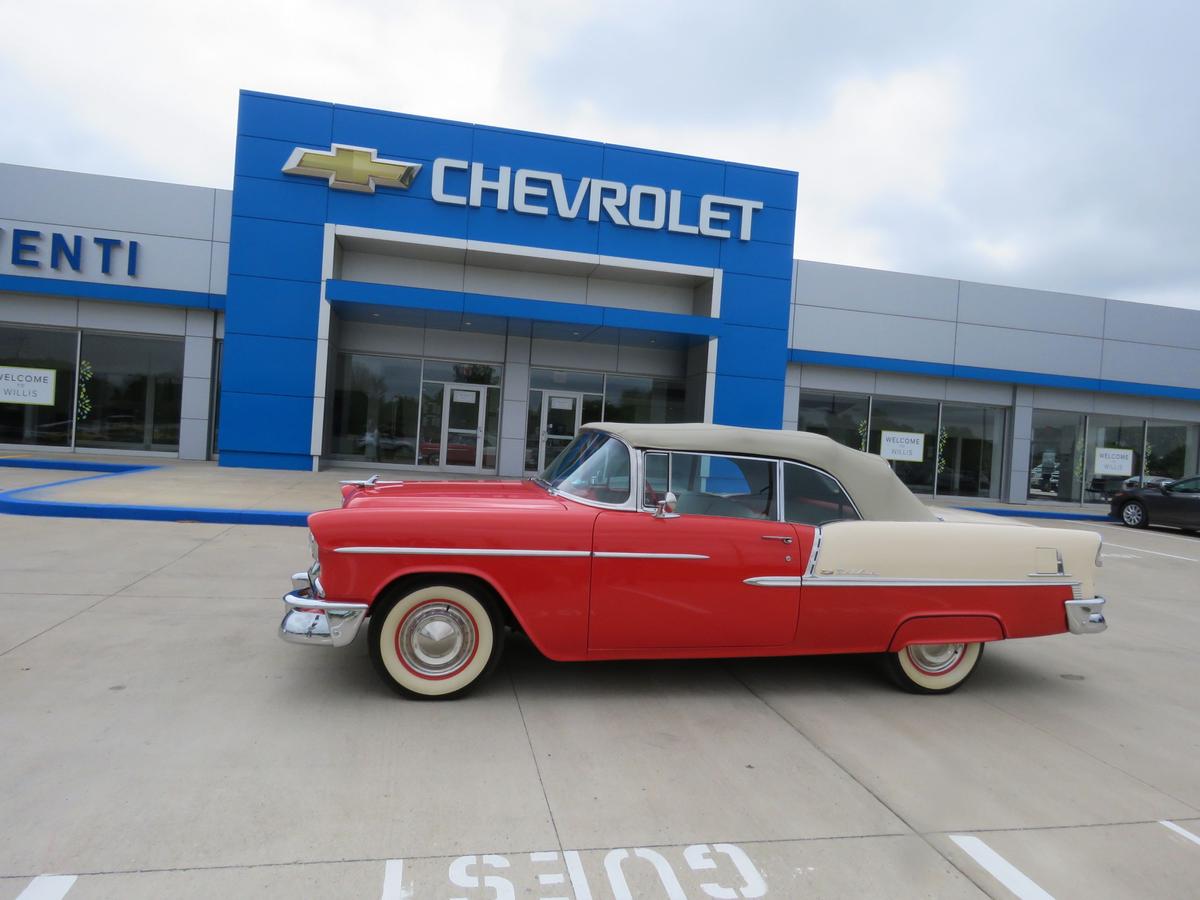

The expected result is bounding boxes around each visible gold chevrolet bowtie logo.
[281,144,422,193]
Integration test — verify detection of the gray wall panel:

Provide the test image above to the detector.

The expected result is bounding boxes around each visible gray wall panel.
[1032,387,1094,413]
[1103,299,1200,351]
[209,242,230,296]
[1100,340,1200,389]
[0,164,217,240]
[957,281,1105,338]
[793,260,959,321]
[77,299,187,335]
[0,293,77,327]
[796,364,876,394]
[212,190,232,243]
[945,379,1013,406]
[873,372,947,400]
[1150,398,1200,423]
[792,304,957,363]
[954,323,1103,379]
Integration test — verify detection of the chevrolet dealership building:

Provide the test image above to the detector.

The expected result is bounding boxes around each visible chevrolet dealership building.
[2,91,1198,506]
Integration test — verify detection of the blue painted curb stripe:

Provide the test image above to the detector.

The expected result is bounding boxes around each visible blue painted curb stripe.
[0,459,309,527]
[963,506,1115,522]
[0,458,156,473]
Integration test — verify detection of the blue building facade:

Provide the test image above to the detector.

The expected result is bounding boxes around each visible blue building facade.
[222,91,798,472]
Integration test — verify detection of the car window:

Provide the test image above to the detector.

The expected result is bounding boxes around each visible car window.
[783,462,860,526]
[644,451,776,519]
[1170,476,1200,494]
[540,432,631,504]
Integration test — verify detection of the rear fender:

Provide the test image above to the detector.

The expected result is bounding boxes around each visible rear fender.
[888,615,1005,652]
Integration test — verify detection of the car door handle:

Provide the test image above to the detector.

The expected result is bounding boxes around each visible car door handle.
[761,535,793,544]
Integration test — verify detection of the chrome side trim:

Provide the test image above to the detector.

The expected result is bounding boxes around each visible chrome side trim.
[594,551,709,560]
[744,576,805,587]
[803,576,1083,588]
[805,527,822,576]
[1066,596,1107,634]
[334,547,592,557]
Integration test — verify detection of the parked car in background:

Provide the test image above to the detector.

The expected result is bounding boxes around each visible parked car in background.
[280,424,1107,699]
[1111,475,1200,531]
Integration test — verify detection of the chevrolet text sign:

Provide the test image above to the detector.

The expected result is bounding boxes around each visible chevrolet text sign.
[284,144,765,241]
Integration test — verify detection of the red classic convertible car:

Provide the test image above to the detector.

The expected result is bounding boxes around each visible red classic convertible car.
[280,423,1107,698]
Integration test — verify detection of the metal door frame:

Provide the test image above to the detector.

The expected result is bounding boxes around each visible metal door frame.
[538,390,585,472]
[440,382,486,471]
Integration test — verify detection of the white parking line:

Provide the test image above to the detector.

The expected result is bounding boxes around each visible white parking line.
[950,835,1055,900]
[1091,521,1200,546]
[380,859,406,900]
[1104,542,1198,562]
[1161,820,1200,846]
[15,876,77,900]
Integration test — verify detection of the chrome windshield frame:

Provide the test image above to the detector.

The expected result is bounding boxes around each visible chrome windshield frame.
[531,429,639,511]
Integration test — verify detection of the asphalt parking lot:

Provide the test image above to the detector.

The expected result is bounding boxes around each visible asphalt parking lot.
[2,496,1200,898]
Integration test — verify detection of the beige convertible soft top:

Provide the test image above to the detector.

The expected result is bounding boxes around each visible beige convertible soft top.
[591,422,936,523]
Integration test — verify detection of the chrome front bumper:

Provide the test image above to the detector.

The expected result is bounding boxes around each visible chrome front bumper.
[279,571,368,648]
[1066,596,1107,634]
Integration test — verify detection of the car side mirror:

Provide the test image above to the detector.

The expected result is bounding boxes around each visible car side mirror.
[654,491,680,519]
[1159,481,1174,493]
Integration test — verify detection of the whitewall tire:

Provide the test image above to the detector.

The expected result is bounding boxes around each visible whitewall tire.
[368,581,505,699]
[884,642,984,694]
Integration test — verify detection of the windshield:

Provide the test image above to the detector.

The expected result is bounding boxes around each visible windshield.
[537,431,631,505]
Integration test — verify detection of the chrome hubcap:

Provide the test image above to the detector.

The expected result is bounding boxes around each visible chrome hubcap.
[907,643,965,675]
[1123,504,1143,525]
[398,603,475,676]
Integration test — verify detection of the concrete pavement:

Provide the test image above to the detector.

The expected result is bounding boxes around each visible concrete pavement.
[2,484,1200,896]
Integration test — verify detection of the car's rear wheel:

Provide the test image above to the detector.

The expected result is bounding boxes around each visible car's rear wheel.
[884,642,983,694]
[1120,499,1149,528]
[368,580,505,699]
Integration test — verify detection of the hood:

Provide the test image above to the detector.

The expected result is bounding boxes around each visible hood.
[339,478,566,511]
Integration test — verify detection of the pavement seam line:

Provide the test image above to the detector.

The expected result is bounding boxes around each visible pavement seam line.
[509,668,565,854]
[976,694,1200,818]
[724,666,994,899]
[0,523,237,658]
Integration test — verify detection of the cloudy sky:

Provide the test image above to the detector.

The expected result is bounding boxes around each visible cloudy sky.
[2,1,1196,308]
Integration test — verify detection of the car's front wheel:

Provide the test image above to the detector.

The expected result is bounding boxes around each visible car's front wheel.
[368,579,505,699]
[884,642,984,694]
[1120,499,1149,528]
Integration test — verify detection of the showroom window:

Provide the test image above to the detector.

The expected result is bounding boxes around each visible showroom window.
[796,391,869,451]
[329,354,503,471]
[0,324,78,447]
[74,332,184,451]
[797,390,1007,499]
[867,397,940,495]
[1028,413,1200,504]
[937,403,1006,498]
[329,353,422,464]
[524,368,687,473]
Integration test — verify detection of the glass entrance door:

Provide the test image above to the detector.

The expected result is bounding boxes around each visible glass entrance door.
[540,391,582,471]
[441,384,485,470]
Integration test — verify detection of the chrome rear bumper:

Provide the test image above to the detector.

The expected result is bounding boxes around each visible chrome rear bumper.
[1066,596,1107,634]
[279,571,368,648]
